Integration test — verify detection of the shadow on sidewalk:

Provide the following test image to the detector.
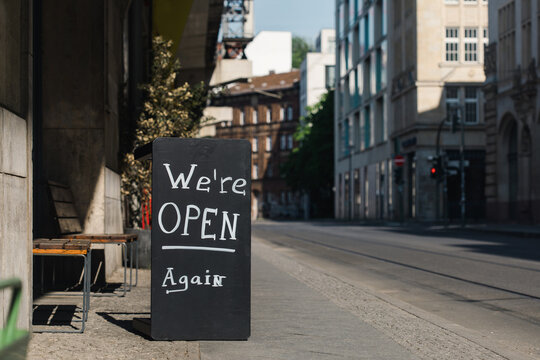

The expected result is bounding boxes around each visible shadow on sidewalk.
[96,312,152,339]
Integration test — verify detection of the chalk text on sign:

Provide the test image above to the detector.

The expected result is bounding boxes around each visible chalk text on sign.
[162,267,227,294]
[157,202,239,240]
[163,163,247,196]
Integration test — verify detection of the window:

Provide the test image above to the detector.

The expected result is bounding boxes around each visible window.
[376,41,387,91]
[267,163,273,177]
[325,65,335,89]
[349,0,357,25]
[280,135,286,150]
[354,112,361,151]
[279,106,285,121]
[364,13,371,50]
[445,86,459,122]
[239,109,245,125]
[445,0,458,4]
[464,28,478,62]
[364,57,371,97]
[464,87,478,123]
[287,134,293,150]
[359,16,365,57]
[445,27,459,62]
[344,119,350,154]
[252,137,258,152]
[444,86,479,124]
[281,191,286,204]
[464,0,478,3]
[347,31,353,70]
[376,97,385,143]
[287,191,294,204]
[364,106,371,148]
[287,106,293,121]
[253,164,258,179]
[266,106,272,123]
[266,136,272,151]
[253,109,258,124]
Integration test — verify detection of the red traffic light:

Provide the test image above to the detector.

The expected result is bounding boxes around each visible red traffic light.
[431,167,436,174]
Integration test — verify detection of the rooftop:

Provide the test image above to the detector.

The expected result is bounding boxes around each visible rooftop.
[227,70,300,95]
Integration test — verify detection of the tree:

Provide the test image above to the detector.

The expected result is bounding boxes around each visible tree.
[292,36,312,68]
[281,91,334,218]
[121,36,209,227]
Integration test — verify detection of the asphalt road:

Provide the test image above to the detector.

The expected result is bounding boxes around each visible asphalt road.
[253,221,540,359]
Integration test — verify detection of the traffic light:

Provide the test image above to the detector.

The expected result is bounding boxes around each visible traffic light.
[430,165,438,179]
[429,156,442,180]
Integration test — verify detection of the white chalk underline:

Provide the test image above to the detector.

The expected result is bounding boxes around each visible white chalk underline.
[161,246,236,253]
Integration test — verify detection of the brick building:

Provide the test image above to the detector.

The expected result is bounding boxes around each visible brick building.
[211,71,302,219]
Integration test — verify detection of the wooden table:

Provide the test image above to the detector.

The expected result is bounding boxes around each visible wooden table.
[33,238,91,333]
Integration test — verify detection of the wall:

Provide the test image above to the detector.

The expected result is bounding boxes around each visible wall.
[245,31,292,76]
[300,52,335,117]
[40,0,125,278]
[0,0,33,329]
[0,109,32,330]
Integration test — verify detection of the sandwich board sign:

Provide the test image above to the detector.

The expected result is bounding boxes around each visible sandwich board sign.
[151,138,251,340]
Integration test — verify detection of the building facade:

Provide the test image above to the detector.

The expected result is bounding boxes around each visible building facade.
[300,29,336,118]
[335,0,393,220]
[0,0,222,330]
[484,0,540,223]
[211,71,302,219]
[335,0,488,222]
[245,31,293,76]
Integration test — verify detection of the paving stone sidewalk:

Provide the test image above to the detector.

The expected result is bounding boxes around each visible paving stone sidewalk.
[28,269,199,360]
[28,235,514,360]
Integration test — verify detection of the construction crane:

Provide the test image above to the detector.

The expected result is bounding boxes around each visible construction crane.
[220,0,254,59]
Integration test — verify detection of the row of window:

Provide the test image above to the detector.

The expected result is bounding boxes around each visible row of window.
[338,96,387,158]
[238,105,294,126]
[252,135,294,153]
[339,2,387,76]
[445,86,480,124]
[445,26,488,62]
[338,0,387,41]
[338,86,479,158]
[497,0,540,81]
[340,41,387,115]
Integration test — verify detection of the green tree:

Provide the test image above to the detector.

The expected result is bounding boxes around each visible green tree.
[281,91,334,218]
[292,36,312,68]
[121,36,209,227]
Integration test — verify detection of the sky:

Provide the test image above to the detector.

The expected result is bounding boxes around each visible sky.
[253,0,334,45]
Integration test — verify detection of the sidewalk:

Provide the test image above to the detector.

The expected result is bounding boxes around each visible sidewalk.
[28,236,514,360]
[28,270,199,360]
[200,243,416,360]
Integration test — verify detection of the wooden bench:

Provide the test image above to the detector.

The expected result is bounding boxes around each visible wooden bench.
[32,238,91,333]
[48,181,139,297]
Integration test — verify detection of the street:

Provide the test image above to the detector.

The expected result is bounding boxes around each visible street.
[252,221,540,359]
